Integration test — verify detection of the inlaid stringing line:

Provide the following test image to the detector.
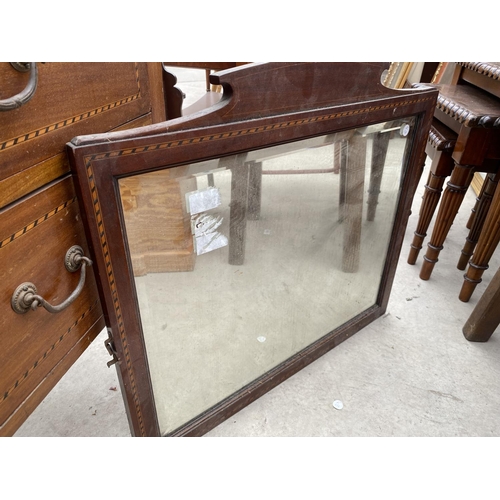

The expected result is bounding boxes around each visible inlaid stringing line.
[1,300,100,404]
[86,159,146,436]
[83,96,436,165]
[1,63,143,152]
[0,198,77,249]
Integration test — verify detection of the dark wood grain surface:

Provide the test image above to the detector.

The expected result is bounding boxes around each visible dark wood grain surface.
[0,63,162,209]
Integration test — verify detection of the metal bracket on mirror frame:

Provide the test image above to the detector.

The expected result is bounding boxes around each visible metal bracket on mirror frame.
[104,328,119,367]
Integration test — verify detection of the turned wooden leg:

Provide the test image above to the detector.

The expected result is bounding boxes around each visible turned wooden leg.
[342,133,366,273]
[457,173,499,270]
[247,161,262,221]
[408,145,454,265]
[408,170,447,265]
[459,180,500,302]
[228,163,250,265]
[465,175,489,229]
[367,131,390,222]
[420,163,475,280]
[463,263,500,342]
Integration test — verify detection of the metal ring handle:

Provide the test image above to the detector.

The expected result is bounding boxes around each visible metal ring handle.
[11,245,93,314]
[0,62,38,112]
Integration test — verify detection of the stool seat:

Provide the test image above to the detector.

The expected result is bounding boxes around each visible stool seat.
[427,117,457,153]
[459,62,500,80]
[435,84,500,128]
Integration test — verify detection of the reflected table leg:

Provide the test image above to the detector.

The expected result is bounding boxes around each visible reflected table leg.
[228,162,250,265]
[342,132,366,273]
[366,131,389,222]
[247,161,262,221]
[338,139,348,223]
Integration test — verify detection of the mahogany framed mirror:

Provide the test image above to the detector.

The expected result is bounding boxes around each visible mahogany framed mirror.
[68,63,437,436]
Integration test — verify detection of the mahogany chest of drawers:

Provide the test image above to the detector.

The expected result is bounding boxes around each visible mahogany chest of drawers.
[0,62,165,435]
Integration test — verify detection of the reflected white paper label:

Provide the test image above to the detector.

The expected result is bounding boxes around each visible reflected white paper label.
[192,213,228,255]
[186,187,222,215]
[194,232,228,255]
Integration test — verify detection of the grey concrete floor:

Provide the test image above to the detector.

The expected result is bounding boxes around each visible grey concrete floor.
[14,66,500,437]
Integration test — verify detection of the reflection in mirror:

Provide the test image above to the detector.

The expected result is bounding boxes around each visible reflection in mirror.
[118,118,415,435]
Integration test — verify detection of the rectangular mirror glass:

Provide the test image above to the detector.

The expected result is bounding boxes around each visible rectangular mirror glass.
[118,118,414,435]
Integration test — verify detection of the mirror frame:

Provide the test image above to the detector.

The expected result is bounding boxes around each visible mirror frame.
[68,63,437,436]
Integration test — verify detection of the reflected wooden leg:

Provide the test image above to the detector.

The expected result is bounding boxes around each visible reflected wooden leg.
[229,163,250,265]
[459,181,500,302]
[463,263,500,342]
[247,161,262,221]
[333,141,341,174]
[457,172,499,270]
[342,133,366,273]
[338,139,348,223]
[367,131,389,222]
[419,163,475,280]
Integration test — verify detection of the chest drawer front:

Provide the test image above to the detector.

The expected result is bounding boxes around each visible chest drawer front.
[0,62,155,208]
[0,175,104,432]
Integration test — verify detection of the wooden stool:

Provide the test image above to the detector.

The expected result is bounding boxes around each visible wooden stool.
[415,83,500,281]
[407,118,456,265]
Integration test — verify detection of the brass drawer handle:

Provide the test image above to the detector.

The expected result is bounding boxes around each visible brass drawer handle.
[0,62,38,112]
[11,246,93,314]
